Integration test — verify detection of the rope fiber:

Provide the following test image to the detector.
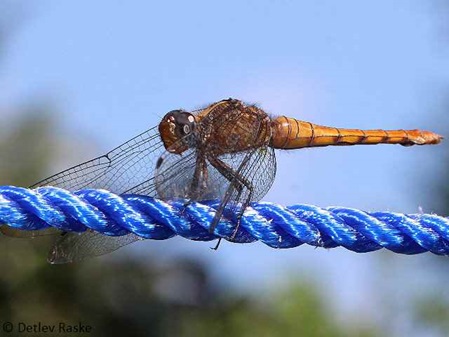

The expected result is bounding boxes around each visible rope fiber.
[0,185,448,255]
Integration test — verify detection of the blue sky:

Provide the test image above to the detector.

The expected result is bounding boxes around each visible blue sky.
[1,0,448,325]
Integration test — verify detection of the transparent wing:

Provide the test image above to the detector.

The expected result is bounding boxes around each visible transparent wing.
[222,146,276,202]
[206,146,276,233]
[31,126,163,193]
[3,125,166,262]
[48,142,276,264]
[128,148,198,197]
[48,230,143,264]
[151,148,231,200]
[153,147,275,203]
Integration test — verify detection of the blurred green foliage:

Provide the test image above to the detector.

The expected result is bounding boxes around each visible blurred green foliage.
[0,107,56,186]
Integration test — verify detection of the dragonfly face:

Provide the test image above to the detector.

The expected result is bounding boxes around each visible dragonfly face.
[158,110,196,154]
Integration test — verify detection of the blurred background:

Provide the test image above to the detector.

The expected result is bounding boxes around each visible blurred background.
[0,1,448,336]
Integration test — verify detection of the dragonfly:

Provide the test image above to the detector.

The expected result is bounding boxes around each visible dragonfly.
[0,98,442,263]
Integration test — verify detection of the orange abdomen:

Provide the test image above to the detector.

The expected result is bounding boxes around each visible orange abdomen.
[270,116,442,149]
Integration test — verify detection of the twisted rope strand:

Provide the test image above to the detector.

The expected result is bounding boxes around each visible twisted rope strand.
[0,185,448,255]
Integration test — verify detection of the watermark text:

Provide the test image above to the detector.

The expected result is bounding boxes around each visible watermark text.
[2,321,92,334]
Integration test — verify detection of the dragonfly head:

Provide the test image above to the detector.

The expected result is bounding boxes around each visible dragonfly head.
[159,110,197,154]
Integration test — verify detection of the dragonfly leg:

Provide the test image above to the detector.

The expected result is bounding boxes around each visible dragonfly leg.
[207,156,254,239]
[189,154,209,200]
[211,238,222,250]
[207,156,249,193]
[176,154,209,217]
[230,186,253,241]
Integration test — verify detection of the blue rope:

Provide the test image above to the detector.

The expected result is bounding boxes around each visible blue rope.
[0,185,448,255]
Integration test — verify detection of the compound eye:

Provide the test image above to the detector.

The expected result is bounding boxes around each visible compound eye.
[182,124,191,135]
[176,113,195,136]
